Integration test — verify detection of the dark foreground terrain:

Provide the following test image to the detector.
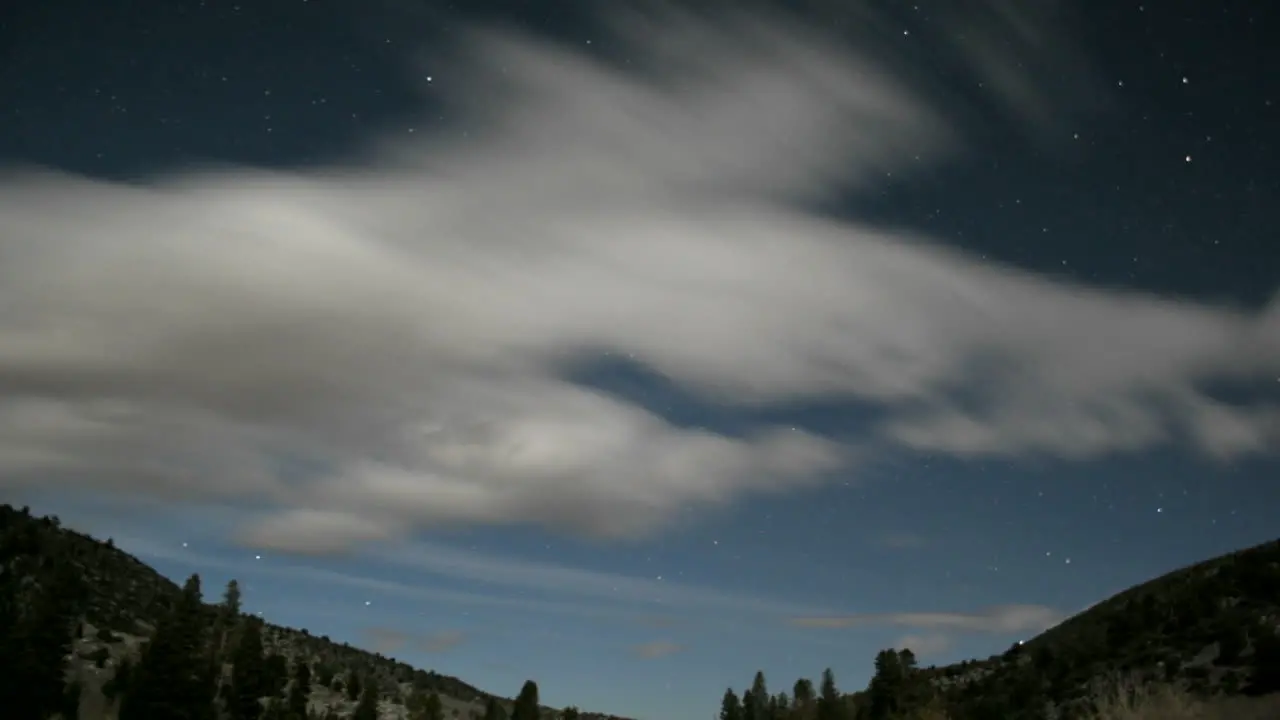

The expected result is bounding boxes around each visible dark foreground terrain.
[0,503,631,720]
[716,536,1280,720]
[6,502,1280,720]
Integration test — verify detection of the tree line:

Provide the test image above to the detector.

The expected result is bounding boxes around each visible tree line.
[717,650,940,720]
[0,507,581,720]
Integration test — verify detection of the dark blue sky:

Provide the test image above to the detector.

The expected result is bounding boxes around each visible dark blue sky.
[1,2,1277,719]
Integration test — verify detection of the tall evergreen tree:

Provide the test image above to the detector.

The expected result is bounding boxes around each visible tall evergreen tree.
[214,578,244,672]
[352,683,379,720]
[768,693,784,720]
[750,672,770,720]
[719,688,744,720]
[118,573,216,720]
[512,680,540,720]
[422,691,444,720]
[3,558,86,720]
[866,649,915,720]
[792,678,814,719]
[346,671,363,702]
[483,697,509,720]
[287,659,312,719]
[223,579,243,618]
[228,617,267,720]
[815,669,844,720]
[263,652,290,698]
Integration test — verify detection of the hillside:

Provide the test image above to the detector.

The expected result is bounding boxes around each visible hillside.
[0,503,632,720]
[715,537,1280,720]
[912,536,1280,716]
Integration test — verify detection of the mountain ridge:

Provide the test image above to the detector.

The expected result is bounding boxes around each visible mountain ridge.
[0,502,634,720]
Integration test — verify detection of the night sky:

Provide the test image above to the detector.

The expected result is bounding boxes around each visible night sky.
[1,1,1278,719]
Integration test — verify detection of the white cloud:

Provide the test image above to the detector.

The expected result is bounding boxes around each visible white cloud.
[0,3,1276,551]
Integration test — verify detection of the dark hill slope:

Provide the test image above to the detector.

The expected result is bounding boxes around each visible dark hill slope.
[0,503,631,720]
[908,536,1280,718]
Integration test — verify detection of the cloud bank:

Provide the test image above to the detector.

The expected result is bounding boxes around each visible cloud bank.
[1,3,1277,551]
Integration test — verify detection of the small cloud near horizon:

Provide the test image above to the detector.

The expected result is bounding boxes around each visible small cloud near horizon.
[788,604,1064,635]
[362,627,467,656]
[878,532,927,549]
[632,640,684,659]
[895,633,953,659]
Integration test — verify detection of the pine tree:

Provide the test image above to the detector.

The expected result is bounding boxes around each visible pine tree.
[223,580,243,618]
[866,650,915,720]
[512,680,540,720]
[750,672,770,720]
[287,659,312,719]
[118,573,216,720]
[792,678,814,720]
[720,688,744,720]
[346,671,363,702]
[483,697,509,720]
[423,691,444,720]
[214,579,244,673]
[228,617,267,720]
[815,669,844,720]
[4,559,86,720]
[352,682,379,720]
[561,706,581,720]
[264,652,290,698]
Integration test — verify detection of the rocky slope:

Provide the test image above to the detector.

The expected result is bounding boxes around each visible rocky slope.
[908,536,1280,718]
[0,503,631,720]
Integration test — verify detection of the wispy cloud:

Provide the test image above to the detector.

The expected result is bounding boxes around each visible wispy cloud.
[361,540,839,619]
[0,2,1275,552]
[363,627,410,655]
[418,630,468,654]
[878,533,927,550]
[894,634,953,659]
[113,534,630,621]
[364,627,468,655]
[632,640,683,659]
[788,604,1064,635]
[117,530,839,626]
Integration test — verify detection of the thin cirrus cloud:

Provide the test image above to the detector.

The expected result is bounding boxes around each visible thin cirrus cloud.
[364,627,468,655]
[115,529,842,622]
[0,2,1277,555]
[787,604,1066,635]
[894,634,954,660]
[632,640,684,660]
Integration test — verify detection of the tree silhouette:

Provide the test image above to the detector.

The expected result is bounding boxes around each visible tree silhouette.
[720,688,743,720]
[512,680,540,720]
